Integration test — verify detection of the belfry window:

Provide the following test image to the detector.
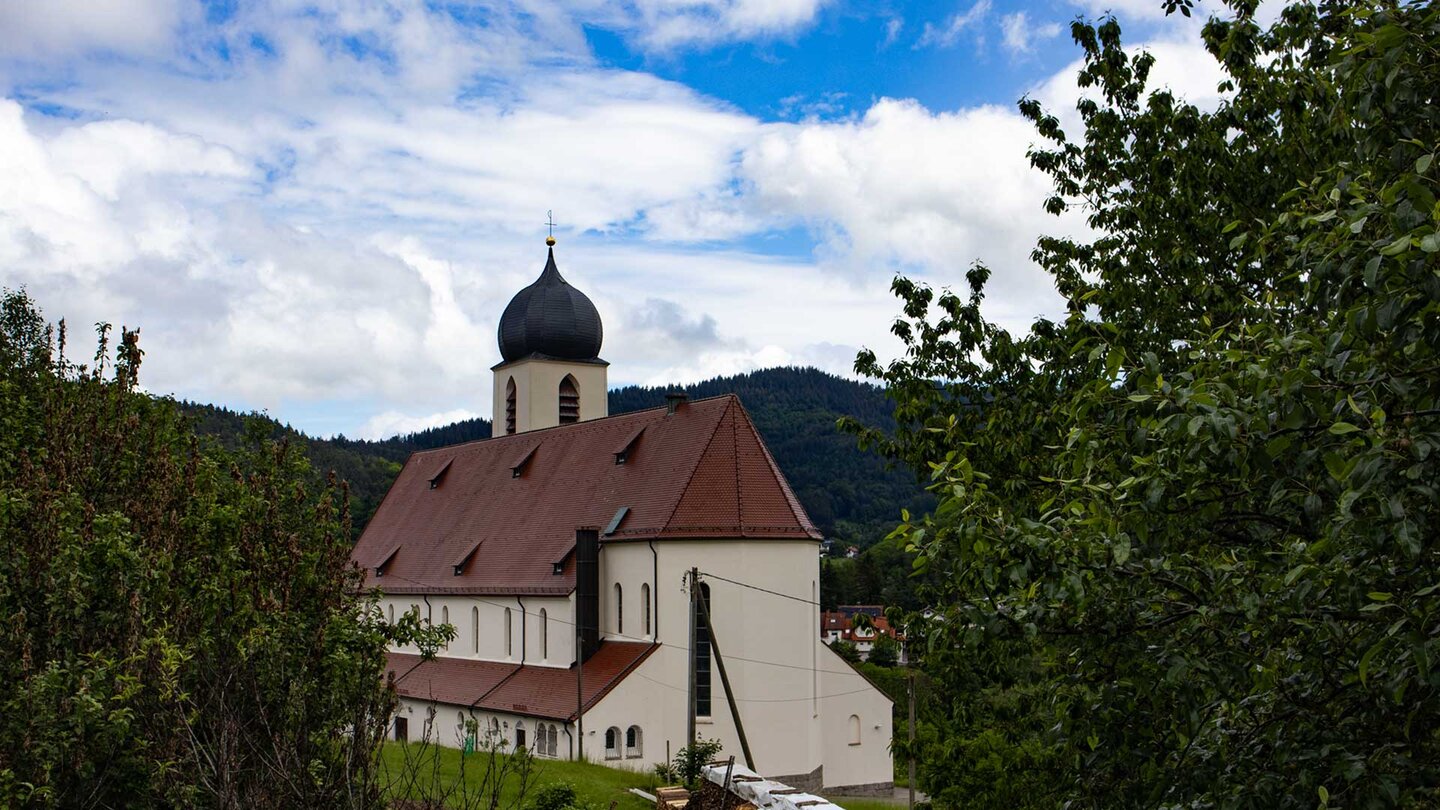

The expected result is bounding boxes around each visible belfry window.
[540,608,548,659]
[505,377,517,435]
[558,375,580,424]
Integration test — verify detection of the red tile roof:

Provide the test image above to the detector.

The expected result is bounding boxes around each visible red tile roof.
[353,395,820,595]
[386,642,658,721]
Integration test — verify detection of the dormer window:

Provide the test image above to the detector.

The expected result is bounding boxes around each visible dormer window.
[429,459,453,490]
[613,426,644,466]
[553,562,564,575]
[375,544,401,579]
[511,445,538,479]
[453,540,482,576]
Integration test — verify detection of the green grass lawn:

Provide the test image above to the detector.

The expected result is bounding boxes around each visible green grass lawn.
[380,742,658,810]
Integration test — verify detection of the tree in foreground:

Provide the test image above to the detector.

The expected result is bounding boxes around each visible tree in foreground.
[849,0,1439,806]
[0,290,440,808]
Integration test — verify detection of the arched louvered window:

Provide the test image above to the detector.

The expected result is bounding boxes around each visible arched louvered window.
[540,608,548,659]
[505,377,517,434]
[472,606,479,653]
[558,375,579,424]
[642,583,651,636]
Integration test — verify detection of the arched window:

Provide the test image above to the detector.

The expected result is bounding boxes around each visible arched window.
[558,375,580,424]
[642,583,651,636]
[626,726,642,759]
[540,608,548,660]
[849,714,862,745]
[504,608,513,657]
[515,720,526,750]
[547,724,558,756]
[441,606,450,650]
[505,377,517,434]
[694,583,712,717]
[614,583,623,635]
[471,606,480,653]
[388,603,395,624]
[604,727,620,760]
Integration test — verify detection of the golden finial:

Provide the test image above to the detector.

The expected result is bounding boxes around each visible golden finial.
[546,235,556,246]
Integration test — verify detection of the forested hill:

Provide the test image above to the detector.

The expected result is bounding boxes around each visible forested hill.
[181,366,929,544]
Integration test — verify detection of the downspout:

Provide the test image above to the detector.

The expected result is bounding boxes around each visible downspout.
[515,596,528,665]
[648,539,660,640]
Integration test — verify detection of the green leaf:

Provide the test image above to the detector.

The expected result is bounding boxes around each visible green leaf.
[1328,422,1361,435]
[1417,153,1434,175]
[1367,592,1392,601]
[1380,235,1410,256]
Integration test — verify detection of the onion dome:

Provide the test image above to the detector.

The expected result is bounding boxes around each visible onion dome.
[497,243,604,363]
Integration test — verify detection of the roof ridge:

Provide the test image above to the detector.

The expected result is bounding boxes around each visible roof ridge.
[404,393,740,457]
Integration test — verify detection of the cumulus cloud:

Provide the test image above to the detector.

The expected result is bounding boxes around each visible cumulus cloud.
[915,0,992,50]
[0,0,1237,437]
[1001,12,1062,56]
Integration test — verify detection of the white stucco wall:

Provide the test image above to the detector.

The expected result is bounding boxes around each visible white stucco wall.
[817,640,894,791]
[379,594,574,667]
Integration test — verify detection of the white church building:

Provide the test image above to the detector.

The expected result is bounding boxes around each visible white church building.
[351,239,894,795]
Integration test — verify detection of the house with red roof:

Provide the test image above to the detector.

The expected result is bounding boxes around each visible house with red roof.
[351,239,893,795]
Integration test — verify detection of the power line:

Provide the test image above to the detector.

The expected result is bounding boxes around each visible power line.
[376,572,883,678]
[698,571,823,607]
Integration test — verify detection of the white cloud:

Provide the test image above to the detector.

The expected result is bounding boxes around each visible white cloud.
[738,97,1074,331]
[0,0,189,58]
[361,408,482,440]
[1001,12,1062,56]
[0,0,1240,437]
[915,0,992,50]
[622,0,831,50]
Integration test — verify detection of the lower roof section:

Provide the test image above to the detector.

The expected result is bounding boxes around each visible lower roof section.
[386,641,658,722]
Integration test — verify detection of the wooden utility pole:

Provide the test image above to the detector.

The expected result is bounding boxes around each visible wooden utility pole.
[687,567,698,750]
[908,669,916,810]
[699,583,755,769]
[577,624,585,761]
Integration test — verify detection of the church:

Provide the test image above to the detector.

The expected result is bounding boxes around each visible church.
[350,238,894,795]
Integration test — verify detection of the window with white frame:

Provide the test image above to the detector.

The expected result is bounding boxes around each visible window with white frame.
[625,725,642,759]
[604,727,620,760]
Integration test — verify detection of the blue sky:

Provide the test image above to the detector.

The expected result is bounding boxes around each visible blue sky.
[0,0,1226,438]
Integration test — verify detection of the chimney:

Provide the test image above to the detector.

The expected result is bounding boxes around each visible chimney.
[574,528,601,663]
[665,391,688,415]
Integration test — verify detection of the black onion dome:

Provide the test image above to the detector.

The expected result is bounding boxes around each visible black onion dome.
[497,247,603,363]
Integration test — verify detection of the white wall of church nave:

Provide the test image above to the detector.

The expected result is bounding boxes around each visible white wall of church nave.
[378,594,575,666]
[492,358,608,434]
[394,698,576,760]
[598,539,825,779]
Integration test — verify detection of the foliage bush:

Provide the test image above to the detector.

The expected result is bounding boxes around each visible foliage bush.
[0,290,446,808]
[848,0,1440,806]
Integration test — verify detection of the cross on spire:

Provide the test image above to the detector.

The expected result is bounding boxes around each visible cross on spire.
[545,210,557,236]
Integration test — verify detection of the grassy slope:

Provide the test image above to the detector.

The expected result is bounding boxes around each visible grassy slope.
[378,744,906,810]
[380,742,655,810]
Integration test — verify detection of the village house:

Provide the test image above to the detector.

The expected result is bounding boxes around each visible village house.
[820,606,907,664]
[350,239,894,795]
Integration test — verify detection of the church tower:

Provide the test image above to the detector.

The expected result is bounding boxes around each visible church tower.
[492,238,608,434]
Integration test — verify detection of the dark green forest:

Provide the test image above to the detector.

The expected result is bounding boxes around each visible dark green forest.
[180,366,930,550]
